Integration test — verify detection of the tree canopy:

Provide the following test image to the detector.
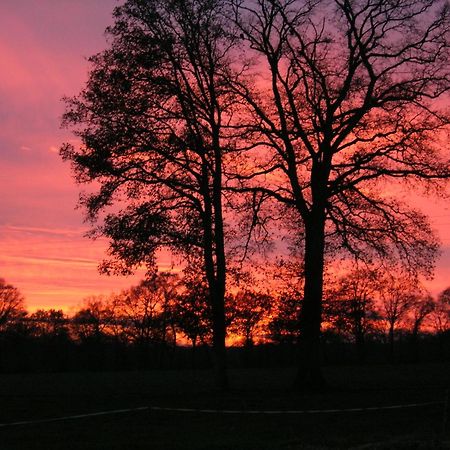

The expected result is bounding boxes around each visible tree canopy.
[62,0,450,389]
[61,0,241,389]
[228,0,449,387]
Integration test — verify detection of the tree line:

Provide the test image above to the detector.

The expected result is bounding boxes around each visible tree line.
[1,270,448,372]
[59,0,450,389]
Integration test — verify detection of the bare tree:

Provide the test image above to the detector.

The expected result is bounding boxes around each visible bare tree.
[268,291,303,345]
[112,275,177,347]
[379,272,421,360]
[61,0,449,388]
[228,289,273,347]
[61,0,240,389]
[431,287,450,335]
[406,294,435,360]
[409,295,435,337]
[173,269,212,349]
[326,266,380,362]
[29,309,69,340]
[0,278,26,333]
[71,297,114,343]
[229,0,449,387]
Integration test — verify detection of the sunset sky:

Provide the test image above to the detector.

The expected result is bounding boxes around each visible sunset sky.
[1,0,449,312]
[0,0,149,312]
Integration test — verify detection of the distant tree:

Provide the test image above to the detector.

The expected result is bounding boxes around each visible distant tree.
[61,0,240,390]
[438,287,450,306]
[0,280,27,371]
[0,278,26,333]
[71,297,114,343]
[268,292,302,345]
[379,272,420,360]
[113,274,178,347]
[173,271,212,349]
[228,289,272,347]
[26,309,71,371]
[429,288,450,358]
[154,272,180,347]
[29,309,69,340]
[406,294,435,361]
[230,0,449,387]
[431,287,450,335]
[326,267,380,362]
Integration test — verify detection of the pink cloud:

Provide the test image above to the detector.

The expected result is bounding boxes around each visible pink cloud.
[0,224,174,311]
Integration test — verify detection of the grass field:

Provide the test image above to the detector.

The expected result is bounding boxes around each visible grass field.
[0,362,449,449]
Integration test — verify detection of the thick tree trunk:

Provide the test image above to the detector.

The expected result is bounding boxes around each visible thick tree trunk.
[211,128,229,391]
[388,323,395,362]
[191,338,197,369]
[210,288,228,391]
[202,252,228,390]
[202,231,228,390]
[410,325,419,362]
[200,159,228,390]
[355,332,366,363]
[354,319,366,362]
[295,216,327,390]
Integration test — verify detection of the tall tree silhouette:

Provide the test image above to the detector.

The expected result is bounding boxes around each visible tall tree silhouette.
[61,0,238,389]
[230,0,449,388]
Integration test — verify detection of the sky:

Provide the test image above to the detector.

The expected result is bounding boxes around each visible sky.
[0,0,153,312]
[0,0,449,313]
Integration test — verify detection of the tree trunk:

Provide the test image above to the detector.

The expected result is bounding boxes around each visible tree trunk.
[212,124,228,392]
[388,323,395,362]
[201,205,228,390]
[191,337,197,369]
[355,332,366,363]
[295,216,326,390]
[200,148,229,391]
[202,228,228,390]
[211,288,228,391]
[410,324,419,362]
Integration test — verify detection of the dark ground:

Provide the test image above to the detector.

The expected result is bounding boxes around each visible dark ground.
[0,363,449,449]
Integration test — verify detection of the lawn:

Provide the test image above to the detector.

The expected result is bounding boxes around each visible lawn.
[0,363,449,449]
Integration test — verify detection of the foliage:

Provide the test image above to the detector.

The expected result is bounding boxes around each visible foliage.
[112,273,178,346]
[325,267,382,344]
[431,287,450,334]
[61,0,242,389]
[71,297,115,343]
[61,0,236,274]
[173,271,212,347]
[29,309,69,340]
[228,289,273,346]
[60,0,450,386]
[229,0,449,383]
[268,292,303,345]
